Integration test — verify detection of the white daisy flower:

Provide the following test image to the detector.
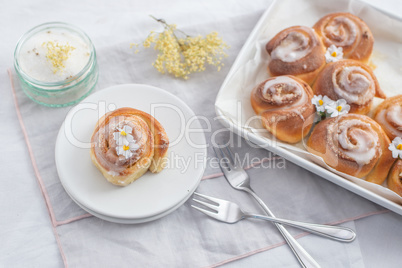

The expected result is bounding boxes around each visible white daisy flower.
[113,125,140,159]
[116,138,140,159]
[389,137,402,159]
[326,99,350,117]
[312,95,334,113]
[113,125,133,145]
[325,45,343,63]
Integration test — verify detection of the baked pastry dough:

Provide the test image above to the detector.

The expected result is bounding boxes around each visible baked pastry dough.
[388,159,402,197]
[250,75,315,143]
[90,107,169,186]
[306,114,394,184]
[312,59,385,115]
[265,26,326,85]
[313,12,374,64]
[373,94,402,140]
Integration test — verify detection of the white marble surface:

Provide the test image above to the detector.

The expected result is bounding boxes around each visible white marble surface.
[1,0,401,267]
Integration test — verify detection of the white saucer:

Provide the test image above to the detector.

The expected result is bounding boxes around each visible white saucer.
[55,84,206,222]
[64,184,192,224]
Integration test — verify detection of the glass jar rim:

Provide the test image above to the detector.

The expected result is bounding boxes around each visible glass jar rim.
[14,21,96,91]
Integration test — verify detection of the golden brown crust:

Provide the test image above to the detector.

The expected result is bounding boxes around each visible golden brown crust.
[90,107,169,186]
[307,114,394,184]
[250,75,315,143]
[388,159,402,196]
[266,26,326,85]
[312,59,385,114]
[373,95,402,140]
[313,12,374,64]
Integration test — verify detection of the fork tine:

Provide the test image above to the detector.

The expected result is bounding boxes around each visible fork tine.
[216,146,234,169]
[224,146,237,167]
[213,146,224,161]
[192,198,219,211]
[193,192,222,204]
[191,205,219,219]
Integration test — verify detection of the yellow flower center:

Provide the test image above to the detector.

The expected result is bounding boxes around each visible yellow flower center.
[337,105,342,112]
[397,144,402,150]
[318,99,324,106]
[331,51,337,57]
[123,145,130,151]
[120,130,127,136]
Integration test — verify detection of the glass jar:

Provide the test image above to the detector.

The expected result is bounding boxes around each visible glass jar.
[14,22,99,107]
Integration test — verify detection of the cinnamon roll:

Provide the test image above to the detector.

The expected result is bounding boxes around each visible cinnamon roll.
[250,75,315,143]
[307,114,394,184]
[312,59,386,114]
[313,13,374,64]
[388,159,402,196]
[373,95,402,140]
[90,107,169,186]
[265,26,326,85]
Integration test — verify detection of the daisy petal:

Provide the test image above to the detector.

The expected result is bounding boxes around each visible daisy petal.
[123,125,133,134]
[126,134,134,142]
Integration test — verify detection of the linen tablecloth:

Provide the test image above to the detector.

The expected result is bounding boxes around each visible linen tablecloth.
[1,0,402,267]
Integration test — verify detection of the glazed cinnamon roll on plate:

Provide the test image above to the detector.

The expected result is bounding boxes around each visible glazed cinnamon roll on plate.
[55,84,207,222]
[266,26,326,85]
[313,12,374,64]
[373,94,402,140]
[250,75,315,143]
[312,59,386,114]
[306,114,394,185]
[90,107,169,186]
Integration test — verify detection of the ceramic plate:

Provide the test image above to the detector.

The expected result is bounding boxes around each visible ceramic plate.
[56,84,206,220]
[63,185,192,224]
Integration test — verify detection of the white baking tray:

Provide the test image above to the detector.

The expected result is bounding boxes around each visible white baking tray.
[215,0,402,215]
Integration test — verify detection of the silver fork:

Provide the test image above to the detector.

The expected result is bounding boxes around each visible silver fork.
[192,192,356,242]
[214,145,320,268]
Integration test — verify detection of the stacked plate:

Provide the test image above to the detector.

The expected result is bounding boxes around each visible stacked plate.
[55,84,207,224]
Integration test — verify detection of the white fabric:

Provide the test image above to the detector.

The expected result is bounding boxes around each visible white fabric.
[1,0,402,267]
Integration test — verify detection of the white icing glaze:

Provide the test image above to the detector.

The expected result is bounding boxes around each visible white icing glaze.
[376,105,402,137]
[260,77,309,123]
[335,119,379,165]
[324,17,357,47]
[271,31,312,62]
[386,105,402,130]
[93,117,147,175]
[262,76,303,105]
[107,170,120,177]
[332,66,374,105]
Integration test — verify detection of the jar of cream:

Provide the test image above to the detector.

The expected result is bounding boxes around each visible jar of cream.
[14,22,98,107]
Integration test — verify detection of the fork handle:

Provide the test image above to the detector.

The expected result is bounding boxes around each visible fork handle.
[243,187,320,268]
[245,213,356,243]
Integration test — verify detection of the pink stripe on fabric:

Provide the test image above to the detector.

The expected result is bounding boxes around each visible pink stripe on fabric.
[206,209,390,268]
[8,69,69,267]
[8,69,58,226]
[202,172,224,180]
[56,213,93,226]
[51,222,68,267]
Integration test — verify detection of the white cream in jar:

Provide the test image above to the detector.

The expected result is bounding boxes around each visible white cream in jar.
[18,29,90,83]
